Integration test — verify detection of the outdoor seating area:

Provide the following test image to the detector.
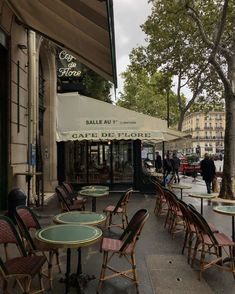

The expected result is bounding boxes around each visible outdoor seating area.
[1,178,235,293]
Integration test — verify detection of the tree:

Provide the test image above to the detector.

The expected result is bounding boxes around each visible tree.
[117,65,183,127]
[180,0,235,198]
[141,0,224,131]
[82,69,112,103]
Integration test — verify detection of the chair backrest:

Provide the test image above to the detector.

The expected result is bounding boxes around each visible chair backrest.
[62,182,76,204]
[55,186,71,211]
[113,188,133,213]
[0,216,27,259]
[15,205,41,251]
[188,204,218,245]
[119,209,149,253]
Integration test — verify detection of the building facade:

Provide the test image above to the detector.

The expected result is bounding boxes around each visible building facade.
[0,0,116,210]
[182,111,225,157]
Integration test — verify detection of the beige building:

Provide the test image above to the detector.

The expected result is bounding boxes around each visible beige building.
[182,111,225,157]
[0,0,116,210]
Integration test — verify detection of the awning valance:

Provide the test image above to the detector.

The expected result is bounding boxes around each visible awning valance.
[56,93,186,142]
[7,0,117,85]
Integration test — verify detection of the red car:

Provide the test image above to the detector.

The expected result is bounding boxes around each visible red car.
[179,159,201,176]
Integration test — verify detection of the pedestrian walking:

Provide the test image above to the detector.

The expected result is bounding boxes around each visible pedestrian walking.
[155,152,162,172]
[172,152,181,183]
[200,153,216,194]
[163,153,173,186]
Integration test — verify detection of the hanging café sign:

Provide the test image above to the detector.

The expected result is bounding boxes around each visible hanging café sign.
[57,50,82,78]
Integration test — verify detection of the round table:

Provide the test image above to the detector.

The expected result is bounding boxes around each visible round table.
[53,211,106,226]
[79,189,109,212]
[35,224,102,294]
[170,184,192,200]
[213,206,235,242]
[188,192,218,215]
[81,185,109,191]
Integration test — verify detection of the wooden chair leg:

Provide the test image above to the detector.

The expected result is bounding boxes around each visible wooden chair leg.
[191,238,200,268]
[97,251,108,293]
[55,251,62,273]
[131,253,139,293]
[182,230,188,254]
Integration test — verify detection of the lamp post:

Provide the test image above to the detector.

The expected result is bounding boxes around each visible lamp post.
[166,88,170,128]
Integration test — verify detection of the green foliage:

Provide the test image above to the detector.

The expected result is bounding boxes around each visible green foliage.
[122,0,224,130]
[117,67,184,126]
[82,69,112,103]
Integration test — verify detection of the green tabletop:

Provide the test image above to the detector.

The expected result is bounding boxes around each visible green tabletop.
[81,185,109,191]
[213,205,235,216]
[171,184,192,189]
[188,192,218,199]
[79,189,109,197]
[53,211,106,225]
[35,224,102,249]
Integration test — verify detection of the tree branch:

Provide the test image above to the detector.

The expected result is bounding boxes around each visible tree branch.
[186,3,232,59]
[211,0,229,57]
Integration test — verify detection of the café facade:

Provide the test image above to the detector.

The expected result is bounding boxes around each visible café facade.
[57,92,184,190]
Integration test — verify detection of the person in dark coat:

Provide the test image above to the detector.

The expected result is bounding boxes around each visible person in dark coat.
[200,153,216,194]
[155,152,162,171]
[172,153,181,183]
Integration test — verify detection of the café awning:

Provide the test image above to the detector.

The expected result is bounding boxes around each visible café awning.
[56,92,186,142]
[7,0,117,85]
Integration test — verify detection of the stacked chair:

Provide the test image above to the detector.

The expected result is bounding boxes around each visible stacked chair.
[55,185,86,212]
[15,205,62,290]
[0,215,46,294]
[152,179,235,280]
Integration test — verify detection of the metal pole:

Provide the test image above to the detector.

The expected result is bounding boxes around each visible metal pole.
[167,89,170,128]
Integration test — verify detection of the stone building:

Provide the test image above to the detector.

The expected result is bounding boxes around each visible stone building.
[182,111,225,157]
[0,0,116,209]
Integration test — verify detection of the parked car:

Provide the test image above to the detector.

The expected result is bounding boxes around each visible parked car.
[179,155,201,176]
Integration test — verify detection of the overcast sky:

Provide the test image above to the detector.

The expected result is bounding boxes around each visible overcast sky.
[113,0,152,100]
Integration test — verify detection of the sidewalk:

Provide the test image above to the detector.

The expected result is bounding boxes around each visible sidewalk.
[1,176,235,293]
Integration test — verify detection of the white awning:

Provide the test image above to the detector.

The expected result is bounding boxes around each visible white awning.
[7,0,117,84]
[56,93,186,142]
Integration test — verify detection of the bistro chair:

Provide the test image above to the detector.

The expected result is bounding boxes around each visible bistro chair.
[188,205,235,280]
[97,209,149,293]
[153,181,167,216]
[55,185,85,212]
[15,205,62,290]
[163,189,185,237]
[103,188,133,230]
[0,215,46,294]
[62,181,86,209]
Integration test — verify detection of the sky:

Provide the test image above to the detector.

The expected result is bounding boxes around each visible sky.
[112,0,152,100]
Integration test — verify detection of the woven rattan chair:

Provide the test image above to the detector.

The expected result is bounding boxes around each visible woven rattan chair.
[62,181,86,210]
[103,188,133,230]
[15,205,61,289]
[153,181,167,216]
[97,209,149,293]
[188,205,235,280]
[0,215,46,294]
[55,185,85,212]
[163,189,185,236]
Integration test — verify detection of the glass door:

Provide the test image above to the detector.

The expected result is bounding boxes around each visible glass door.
[112,141,133,183]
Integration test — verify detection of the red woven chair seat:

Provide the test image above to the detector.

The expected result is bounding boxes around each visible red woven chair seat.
[101,237,133,254]
[104,205,123,213]
[208,223,219,233]
[5,255,46,277]
[69,203,84,210]
[202,232,235,246]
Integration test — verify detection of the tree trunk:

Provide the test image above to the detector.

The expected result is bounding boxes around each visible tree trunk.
[220,90,235,199]
[177,110,186,131]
